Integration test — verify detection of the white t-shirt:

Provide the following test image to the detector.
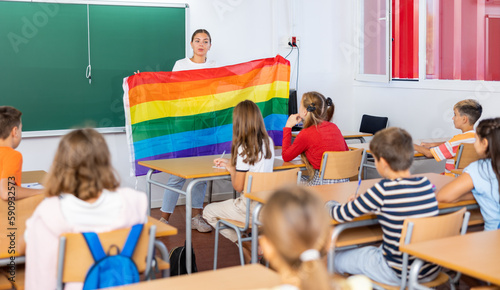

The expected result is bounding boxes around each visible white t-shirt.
[172,57,217,72]
[235,137,275,173]
[60,189,123,227]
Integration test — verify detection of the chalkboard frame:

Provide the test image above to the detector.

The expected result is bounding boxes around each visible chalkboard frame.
[1,0,190,138]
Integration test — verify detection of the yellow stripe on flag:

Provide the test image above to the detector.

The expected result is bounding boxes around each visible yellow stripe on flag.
[130,81,289,125]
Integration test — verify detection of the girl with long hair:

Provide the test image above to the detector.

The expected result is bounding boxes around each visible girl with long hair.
[203,100,274,243]
[437,117,500,230]
[160,29,217,232]
[25,129,147,289]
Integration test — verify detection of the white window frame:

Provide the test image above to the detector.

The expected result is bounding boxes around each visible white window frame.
[354,0,500,95]
[355,0,391,83]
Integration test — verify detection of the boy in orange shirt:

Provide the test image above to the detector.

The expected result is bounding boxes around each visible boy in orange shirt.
[0,106,42,200]
[414,99,482,176]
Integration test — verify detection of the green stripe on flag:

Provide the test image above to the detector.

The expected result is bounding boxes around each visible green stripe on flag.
[131,98,288,143]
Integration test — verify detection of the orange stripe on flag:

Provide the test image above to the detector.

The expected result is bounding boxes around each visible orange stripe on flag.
[128,63,290,107]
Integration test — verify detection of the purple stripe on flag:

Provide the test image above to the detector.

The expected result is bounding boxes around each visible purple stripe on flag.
[268,130,283,146]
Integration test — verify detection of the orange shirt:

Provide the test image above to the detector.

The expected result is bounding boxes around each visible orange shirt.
[0,147,22,185]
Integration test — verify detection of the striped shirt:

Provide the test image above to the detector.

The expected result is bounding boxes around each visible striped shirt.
[330,177,440,280]
[430,131,475,176]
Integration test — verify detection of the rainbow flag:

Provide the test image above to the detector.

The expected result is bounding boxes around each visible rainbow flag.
[123,55,290,176]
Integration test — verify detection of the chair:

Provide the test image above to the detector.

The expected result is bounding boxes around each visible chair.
[56,223,159,290]
[213,168,302,269]
[371,207,470,290]
[319,148,366,184]
[453,143,481,175]
[359,114,389,135]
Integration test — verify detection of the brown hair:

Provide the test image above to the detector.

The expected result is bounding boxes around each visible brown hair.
[0,106,22,140]
[454,99,482,125]
[230,100,272,167]
[44,128,119,201]
[191,29,211,44]
[300,92,335,178]
[369,127,414,171]
[262,186,332,290]
[475,117,500,196]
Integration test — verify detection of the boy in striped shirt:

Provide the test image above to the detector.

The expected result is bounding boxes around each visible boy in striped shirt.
[414,99,482,176]
[326,127,440,286]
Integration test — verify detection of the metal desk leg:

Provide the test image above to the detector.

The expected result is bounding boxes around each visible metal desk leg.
[145,169,154,216]
[251,203,263,264]
[327,219,380,274]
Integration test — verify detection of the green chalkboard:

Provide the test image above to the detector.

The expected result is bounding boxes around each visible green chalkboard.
[0,1,186,132]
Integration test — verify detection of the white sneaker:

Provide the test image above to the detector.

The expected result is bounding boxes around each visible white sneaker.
[159,217,169,224]
[191,214,212,233]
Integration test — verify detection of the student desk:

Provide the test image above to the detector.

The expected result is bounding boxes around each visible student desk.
[400,230,500,288]
[111,263,280,289]
[292,130,373,143]
[349,138,449,178]
[0,171,47,266]
[244,173,479,266]
[138,154,304,274]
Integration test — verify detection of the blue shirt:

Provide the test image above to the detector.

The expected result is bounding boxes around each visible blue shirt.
[464,159,500,231]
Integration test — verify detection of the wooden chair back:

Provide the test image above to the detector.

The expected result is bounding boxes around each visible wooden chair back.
[319,148,365,182]
[400,207,468,246]
[0,194,45,259]
[243,168,301,194]
[57,223,155,285]
[455,143,480,170]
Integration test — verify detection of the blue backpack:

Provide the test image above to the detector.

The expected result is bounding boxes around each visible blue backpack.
[82,224,143,290]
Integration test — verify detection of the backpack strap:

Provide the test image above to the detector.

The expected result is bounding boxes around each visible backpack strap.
[82,232,106,262]
[120,224,144,258]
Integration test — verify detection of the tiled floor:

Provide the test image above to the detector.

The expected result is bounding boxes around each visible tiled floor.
[151,205,241,272]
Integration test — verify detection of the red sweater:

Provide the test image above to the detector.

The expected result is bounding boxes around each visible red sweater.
[282,122,348,169]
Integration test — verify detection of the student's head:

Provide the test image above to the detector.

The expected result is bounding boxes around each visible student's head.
[453,99,482,128]
[0,106,22,148]
[231,100,272,167]
[300,91,335,128]
[45,128,119,201]
[475,117,500,187]
[190,29,211,57]
[261,186,331,290]
[369,127,414,174]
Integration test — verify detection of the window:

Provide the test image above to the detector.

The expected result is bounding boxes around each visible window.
[355,0,391,82]
[356,0,500,82]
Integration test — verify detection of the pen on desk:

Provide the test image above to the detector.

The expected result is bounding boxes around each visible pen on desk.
[354,179,362,198]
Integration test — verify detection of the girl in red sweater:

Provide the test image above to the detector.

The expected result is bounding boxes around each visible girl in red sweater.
[282,91,348,185]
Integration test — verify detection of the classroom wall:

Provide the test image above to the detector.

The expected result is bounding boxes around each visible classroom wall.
[18,0,500,207]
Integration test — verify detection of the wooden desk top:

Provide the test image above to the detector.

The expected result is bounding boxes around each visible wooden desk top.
[147,217,177,237]
[112,264,281,289]
[400,230,500,286]
[349,143,425,157]
[349,138,450,157]
[244,173,477,224]
[21,170,47,184]
[138,154,304,179]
